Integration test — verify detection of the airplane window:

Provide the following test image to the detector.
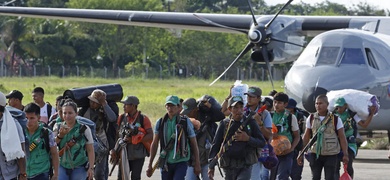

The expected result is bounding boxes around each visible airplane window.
[339,48,366,65]
[365,48,379,70]
[316,47,339,65]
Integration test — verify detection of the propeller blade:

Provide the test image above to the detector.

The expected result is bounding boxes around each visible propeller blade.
[209,42,254,86]
[247,0,258,26]
[262,45,274,90]
[270,37,305,47]
[265,0,293,28]
[193,14,248,34]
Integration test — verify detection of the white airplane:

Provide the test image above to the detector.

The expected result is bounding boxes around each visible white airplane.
[0,0,389,137]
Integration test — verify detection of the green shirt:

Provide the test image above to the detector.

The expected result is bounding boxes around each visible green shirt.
[26,125,51,178]
[164,116,191,164]
[272,110,293,143]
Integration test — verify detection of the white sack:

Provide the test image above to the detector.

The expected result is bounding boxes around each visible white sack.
[231,80,248,107]
[327,89,379,119]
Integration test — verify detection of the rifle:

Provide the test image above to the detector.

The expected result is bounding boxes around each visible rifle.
[209,105,267,168]
[109,138,127,176]
[297,114,333,159]
[150,132,180,176]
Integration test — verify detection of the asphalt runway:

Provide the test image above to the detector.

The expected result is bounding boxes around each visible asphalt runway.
[108,149,390,180]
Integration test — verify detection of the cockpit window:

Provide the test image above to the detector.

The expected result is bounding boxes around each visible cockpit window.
[339,48,366,65]
[365,48,379,70]
[316,47,339,65]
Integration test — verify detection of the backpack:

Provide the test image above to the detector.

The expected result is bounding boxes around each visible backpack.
[46,103,53,119]
[347,109,358,138]
[287,113,303,151]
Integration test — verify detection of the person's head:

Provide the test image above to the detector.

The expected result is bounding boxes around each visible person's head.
[0,92,7,118]
[6,90,23,108]
[62,101,78,123]
[334,97,347,114]
[269,90,278,97]
[180,98,198,118]
[32,87,45,104]
[245,86,262,107]
[273,92,289,113]
[88,89,106,110]
[179,98,184,112]
[286,98,297,113]
[120,95,139,114]
[55,95,63,110]
[315,94,329,115]
[262,97,274,111]
[165,95,180,117]
[228,96,244,121]
[24,103,41,127]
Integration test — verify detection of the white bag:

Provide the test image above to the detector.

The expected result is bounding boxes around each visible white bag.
[327,89,379,119]
[231,80,248,106]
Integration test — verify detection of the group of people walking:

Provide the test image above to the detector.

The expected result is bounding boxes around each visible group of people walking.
[0,84,377,180]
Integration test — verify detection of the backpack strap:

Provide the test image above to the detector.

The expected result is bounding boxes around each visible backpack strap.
[40,127,51,153]
[47,103,52,118]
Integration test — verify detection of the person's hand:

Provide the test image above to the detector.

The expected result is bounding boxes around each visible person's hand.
[109,150,117,164]
[146,165,153,177]
[58,124,70,138]
[194,163,201,176]
[297,154,304,166]
[18,174,27,180]
[342,154,349,165]
[208,168,215,180]
[96,93,107,105]
[123,136,132,144]
[369,106,376,115]
[190,118,201,130]
[50,174,58,180]
[234,129,250,141]
[87,168,94,180]
[253,113,263,126]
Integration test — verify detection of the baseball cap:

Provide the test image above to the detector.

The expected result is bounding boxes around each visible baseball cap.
[5,90,24,100]
[120,96,140,105]
[165,95,179,106]
[0,92,6,106]
[245,86,262,97]
[334,97,346,107]
[286,98,297,109]
[181,98,197,115]
[228,96,244,107]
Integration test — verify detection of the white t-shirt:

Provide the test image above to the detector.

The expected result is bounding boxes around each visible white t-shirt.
[40,103,57,124]
[290,114,300,132]
[306,115,343,130]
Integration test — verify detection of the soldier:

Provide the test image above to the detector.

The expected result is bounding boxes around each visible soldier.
[111,96,153,180]
[24,103,59,179]
[181,95,225,180]
[146,95,201,179]
[298,95,349,180]
[208,96,265,180]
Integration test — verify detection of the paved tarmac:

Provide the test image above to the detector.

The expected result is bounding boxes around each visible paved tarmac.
[108,149,390,180]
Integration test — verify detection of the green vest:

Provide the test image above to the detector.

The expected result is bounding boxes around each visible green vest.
[26,125,50,177]
[59,122,88,169]
[337,111,358,155]
[272,110,293,143]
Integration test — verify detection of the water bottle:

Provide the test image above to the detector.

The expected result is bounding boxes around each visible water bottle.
[205,139,211,149]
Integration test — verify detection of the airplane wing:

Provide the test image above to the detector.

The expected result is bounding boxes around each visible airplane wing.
[0,7,388,35]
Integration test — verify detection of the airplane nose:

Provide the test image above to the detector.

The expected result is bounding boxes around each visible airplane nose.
[302,86,328,113]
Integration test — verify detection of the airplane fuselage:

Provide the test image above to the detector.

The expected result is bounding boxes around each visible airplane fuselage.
[285,29,390,131]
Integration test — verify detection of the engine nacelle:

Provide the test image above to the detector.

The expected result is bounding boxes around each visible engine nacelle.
[250,49,274,63]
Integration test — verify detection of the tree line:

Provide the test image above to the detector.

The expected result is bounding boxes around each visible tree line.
[0,0,387,77]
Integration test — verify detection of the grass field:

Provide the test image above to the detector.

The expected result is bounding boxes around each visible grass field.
[0,77,284,122]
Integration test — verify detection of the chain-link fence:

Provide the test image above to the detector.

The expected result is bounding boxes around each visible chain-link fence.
[0,64,289,81]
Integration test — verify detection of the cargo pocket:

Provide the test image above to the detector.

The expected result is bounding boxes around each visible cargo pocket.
[324,138,339,154]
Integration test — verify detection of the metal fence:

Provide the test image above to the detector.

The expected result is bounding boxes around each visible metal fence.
[0,64,289,81]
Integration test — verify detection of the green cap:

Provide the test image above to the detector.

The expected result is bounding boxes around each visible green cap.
[334,97,346,107]
[165,95,180,106]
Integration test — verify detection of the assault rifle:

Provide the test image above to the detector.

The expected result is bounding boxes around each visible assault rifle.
[209,105,267,168]
[149,133,178,176]
[297,114,333,159]
[108,138,127,176]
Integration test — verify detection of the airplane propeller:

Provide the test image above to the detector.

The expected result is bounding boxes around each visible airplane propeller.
[206,0,294,86]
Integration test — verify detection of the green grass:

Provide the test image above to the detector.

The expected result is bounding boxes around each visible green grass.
[0,77,284,122]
